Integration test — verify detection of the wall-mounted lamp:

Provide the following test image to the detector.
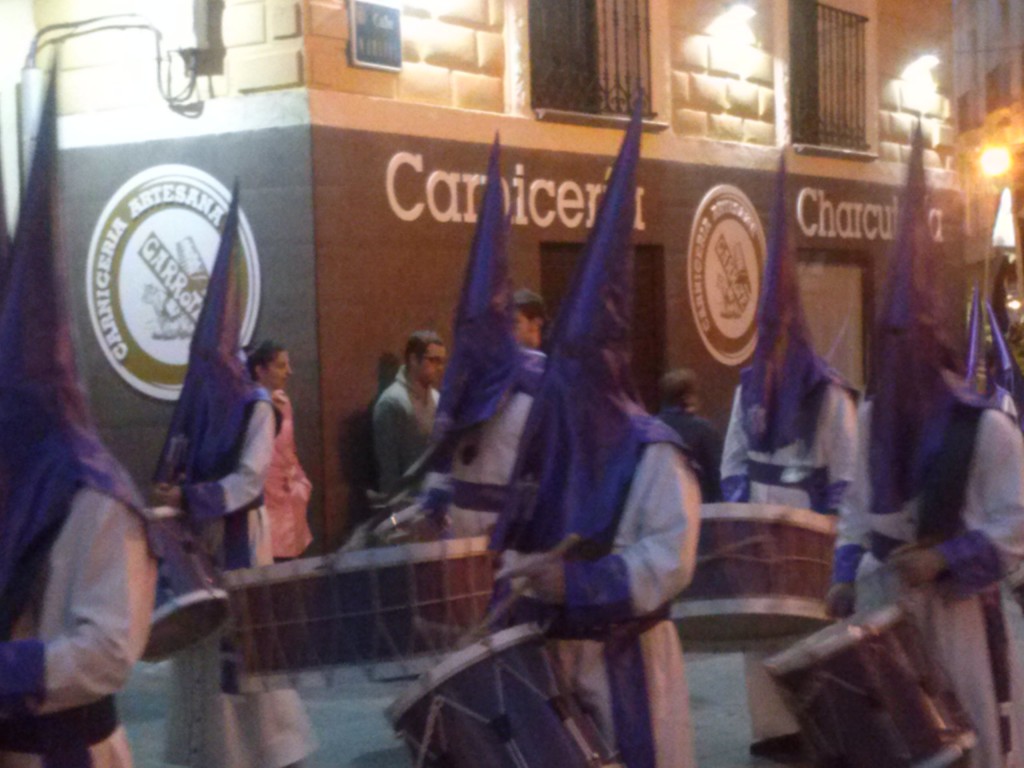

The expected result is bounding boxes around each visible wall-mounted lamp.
[981,146,1012,178]
[706,4,757,79]
[708,4,757,45]
[901,54,939,114]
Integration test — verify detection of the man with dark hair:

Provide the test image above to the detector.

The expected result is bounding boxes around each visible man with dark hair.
[513,288,546,350]
[373,329,447,494]
[658,368,723,502]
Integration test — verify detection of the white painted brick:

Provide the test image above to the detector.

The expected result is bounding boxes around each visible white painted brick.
[269,0,301,39]
[58,61,162,114]
[223,2,267,47]
[229,48,303,91]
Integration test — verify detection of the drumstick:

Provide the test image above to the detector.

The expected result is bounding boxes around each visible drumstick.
[460,533,582,646]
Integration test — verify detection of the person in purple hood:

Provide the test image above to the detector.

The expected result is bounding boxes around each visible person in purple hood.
[376,139,547,541]
[491,103,700,768]
[0,75,157,768]
[828,127,1024,768]
[719,158,858,761]
[152,187,315,768]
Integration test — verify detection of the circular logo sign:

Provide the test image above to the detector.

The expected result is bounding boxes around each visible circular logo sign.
[687,185,765,366]
[86,165,261,400]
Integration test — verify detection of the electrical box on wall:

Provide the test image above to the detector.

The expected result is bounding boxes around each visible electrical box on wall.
[350,0,402,72]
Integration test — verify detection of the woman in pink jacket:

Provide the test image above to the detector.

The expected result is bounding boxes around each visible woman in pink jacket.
[248,341,313,561]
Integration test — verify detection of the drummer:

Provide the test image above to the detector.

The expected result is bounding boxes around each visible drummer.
[0,78,157,767]
[378,141,546,541]
[492,105,701,768]
[828,127,1024,768]
[151,189,317,768]
[719,159,858,761]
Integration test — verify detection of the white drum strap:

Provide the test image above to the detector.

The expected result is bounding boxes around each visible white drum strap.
[415,698,446,768]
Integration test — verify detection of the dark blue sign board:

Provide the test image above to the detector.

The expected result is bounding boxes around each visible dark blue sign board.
[351,1,402,72]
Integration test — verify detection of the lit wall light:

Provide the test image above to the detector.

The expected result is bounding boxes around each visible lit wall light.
[706,4,757,79]
[981,146,1012,178]
[901,54,939,114]
[708,4,756,44]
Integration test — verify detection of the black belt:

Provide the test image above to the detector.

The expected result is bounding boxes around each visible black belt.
[0,696,117,755]
[515,598,670,641]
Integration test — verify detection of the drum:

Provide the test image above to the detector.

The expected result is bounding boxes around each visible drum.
[224,536,495,691]
[143,515,230,661]
[672,503,836,652]
[764,604,975,768]
[388,625,623,768]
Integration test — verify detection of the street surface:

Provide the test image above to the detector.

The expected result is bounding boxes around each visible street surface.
[121,604,1024,768]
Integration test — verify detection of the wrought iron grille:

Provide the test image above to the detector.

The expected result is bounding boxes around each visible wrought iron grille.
[790,0,868,150]
[529,0,652,116]
[986,63,1012,112]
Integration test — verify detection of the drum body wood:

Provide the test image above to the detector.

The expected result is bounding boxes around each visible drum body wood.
[672,503,836,652]
[224,536,494,691]
[143,516,229,662]
[765,604,975,768]
[388,625,623,768]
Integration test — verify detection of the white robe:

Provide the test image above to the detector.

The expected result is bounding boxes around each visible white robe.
[720,381,858,742]
[505,443,701,768]
[443,390,533,538]
[0,489,157,768]
[837,405,1024,768]
[165,401,317,768]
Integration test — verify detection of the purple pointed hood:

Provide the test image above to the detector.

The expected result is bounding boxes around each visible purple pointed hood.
[0,72,141,605]
[985,300,1024,429]
[154,183,265,486]
[0,154,10,291]
[869,124,972,517]
[740,156,830,452]
[491,101,682,554]
[432,138,518,447]
[966,284,982,391]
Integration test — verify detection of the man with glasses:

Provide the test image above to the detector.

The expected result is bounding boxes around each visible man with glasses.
[373,330,447,494]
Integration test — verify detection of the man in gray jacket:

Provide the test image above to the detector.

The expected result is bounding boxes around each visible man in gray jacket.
[373,330,446,494]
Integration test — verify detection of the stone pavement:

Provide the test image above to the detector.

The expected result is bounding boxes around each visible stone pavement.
[122,650,762,768]
[121,607,1024,768]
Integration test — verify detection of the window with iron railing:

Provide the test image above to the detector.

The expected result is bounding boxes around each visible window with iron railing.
[958,92,981,132]
[790,0,869,151]
[986,62,1012,112]
[529,0,652,117]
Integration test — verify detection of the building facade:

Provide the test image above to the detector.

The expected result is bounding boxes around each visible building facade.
[0,0,960,549]
[952,0,1024,294]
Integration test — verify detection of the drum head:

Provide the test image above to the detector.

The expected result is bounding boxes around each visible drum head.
[143,590,229,661]
[387,624,542,725]
[673,597,832,652]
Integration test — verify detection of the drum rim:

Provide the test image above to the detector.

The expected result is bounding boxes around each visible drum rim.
[224,535,492,586]
[764,604,903,674]
[151,587,229,625]
[699,502,837,534]
[671,596,830,621]
[386,623,543,725]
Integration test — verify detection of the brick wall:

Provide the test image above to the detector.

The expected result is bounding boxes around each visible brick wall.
[667,1,775,146]
[36,0,305,114]
[304,0,506,112]
[876,1,955,169]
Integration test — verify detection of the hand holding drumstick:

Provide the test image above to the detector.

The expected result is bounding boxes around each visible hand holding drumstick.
[494,534,582,603]
[888,543,948,588]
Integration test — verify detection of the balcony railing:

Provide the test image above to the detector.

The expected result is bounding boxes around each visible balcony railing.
[790,0,868,151]
[529,0,652,117]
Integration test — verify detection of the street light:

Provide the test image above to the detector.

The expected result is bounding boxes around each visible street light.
[981,146,1012,178]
